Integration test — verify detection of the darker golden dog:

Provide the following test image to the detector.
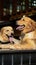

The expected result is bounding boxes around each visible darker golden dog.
[16,15,36,49]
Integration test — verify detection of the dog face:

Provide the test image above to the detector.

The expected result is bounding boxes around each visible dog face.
[1,26,14,42]
[16,16,36,34]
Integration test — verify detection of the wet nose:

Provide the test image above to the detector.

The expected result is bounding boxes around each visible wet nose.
[11,33,14,36]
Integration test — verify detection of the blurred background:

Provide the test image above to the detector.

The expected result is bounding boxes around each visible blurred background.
[0,0,36,21]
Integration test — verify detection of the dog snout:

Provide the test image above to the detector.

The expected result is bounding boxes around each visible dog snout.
[11,33,14,36]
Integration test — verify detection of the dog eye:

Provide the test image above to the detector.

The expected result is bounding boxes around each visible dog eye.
[11,30,13,31]
[23,25,25,27]
[6,30,9,31]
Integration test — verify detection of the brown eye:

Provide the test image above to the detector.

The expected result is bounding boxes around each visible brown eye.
[11,30,13,31]
[23,25,25,27]
[6,30,9,31]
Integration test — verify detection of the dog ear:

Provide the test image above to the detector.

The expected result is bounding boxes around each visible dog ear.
[0,27,4,34]
[30,19,36,30]
[25,17,36,30]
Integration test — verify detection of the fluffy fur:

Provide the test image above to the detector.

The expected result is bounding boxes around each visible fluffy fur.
[16,15,36,49]
[0,26,20,44]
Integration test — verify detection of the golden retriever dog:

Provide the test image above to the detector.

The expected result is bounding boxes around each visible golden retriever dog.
[0,26,20,44]
[0,26,22,50]
[16,15,36,50]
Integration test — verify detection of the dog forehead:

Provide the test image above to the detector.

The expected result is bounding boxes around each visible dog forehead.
[2,26,13,31]
[16,19,28,25]
[16,16,35,26]
[24,16,30,19]
[17,19,25,25]
[17,16,31,24]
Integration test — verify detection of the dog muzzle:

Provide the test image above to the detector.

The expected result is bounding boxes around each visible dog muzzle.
[6,34,14,43]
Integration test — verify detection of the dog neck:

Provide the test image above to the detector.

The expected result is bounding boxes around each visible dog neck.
[20,30,36,40]
[21,28,35,34]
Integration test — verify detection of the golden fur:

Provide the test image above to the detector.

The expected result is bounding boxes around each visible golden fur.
[16,15,36,49]
[0,26,14,42]
[0,26,20,44]
[0,16,36,50]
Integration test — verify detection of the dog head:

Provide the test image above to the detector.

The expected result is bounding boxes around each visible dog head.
[1,26,14,42]
[16,15,36,34]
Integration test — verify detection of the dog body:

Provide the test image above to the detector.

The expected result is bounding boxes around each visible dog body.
[16,16,36,49]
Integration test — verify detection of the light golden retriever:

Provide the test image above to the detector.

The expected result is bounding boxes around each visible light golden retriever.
[0,26,20,44]
[16,15,36,50]
[0,26,21,50]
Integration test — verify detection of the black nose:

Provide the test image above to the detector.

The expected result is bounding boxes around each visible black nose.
[11,33,14,36]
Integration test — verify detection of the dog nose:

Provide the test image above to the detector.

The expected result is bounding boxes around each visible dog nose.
[11,33,14,35]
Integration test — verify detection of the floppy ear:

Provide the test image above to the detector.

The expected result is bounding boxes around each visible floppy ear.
[30,19,36,30]
[0,27,4,34]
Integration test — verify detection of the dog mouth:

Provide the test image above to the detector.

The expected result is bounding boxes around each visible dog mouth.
[6,34,14,43]
[16,25,25,31]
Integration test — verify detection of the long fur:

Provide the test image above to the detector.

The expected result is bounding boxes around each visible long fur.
[0,26,20,44]
[16,16,36,49]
